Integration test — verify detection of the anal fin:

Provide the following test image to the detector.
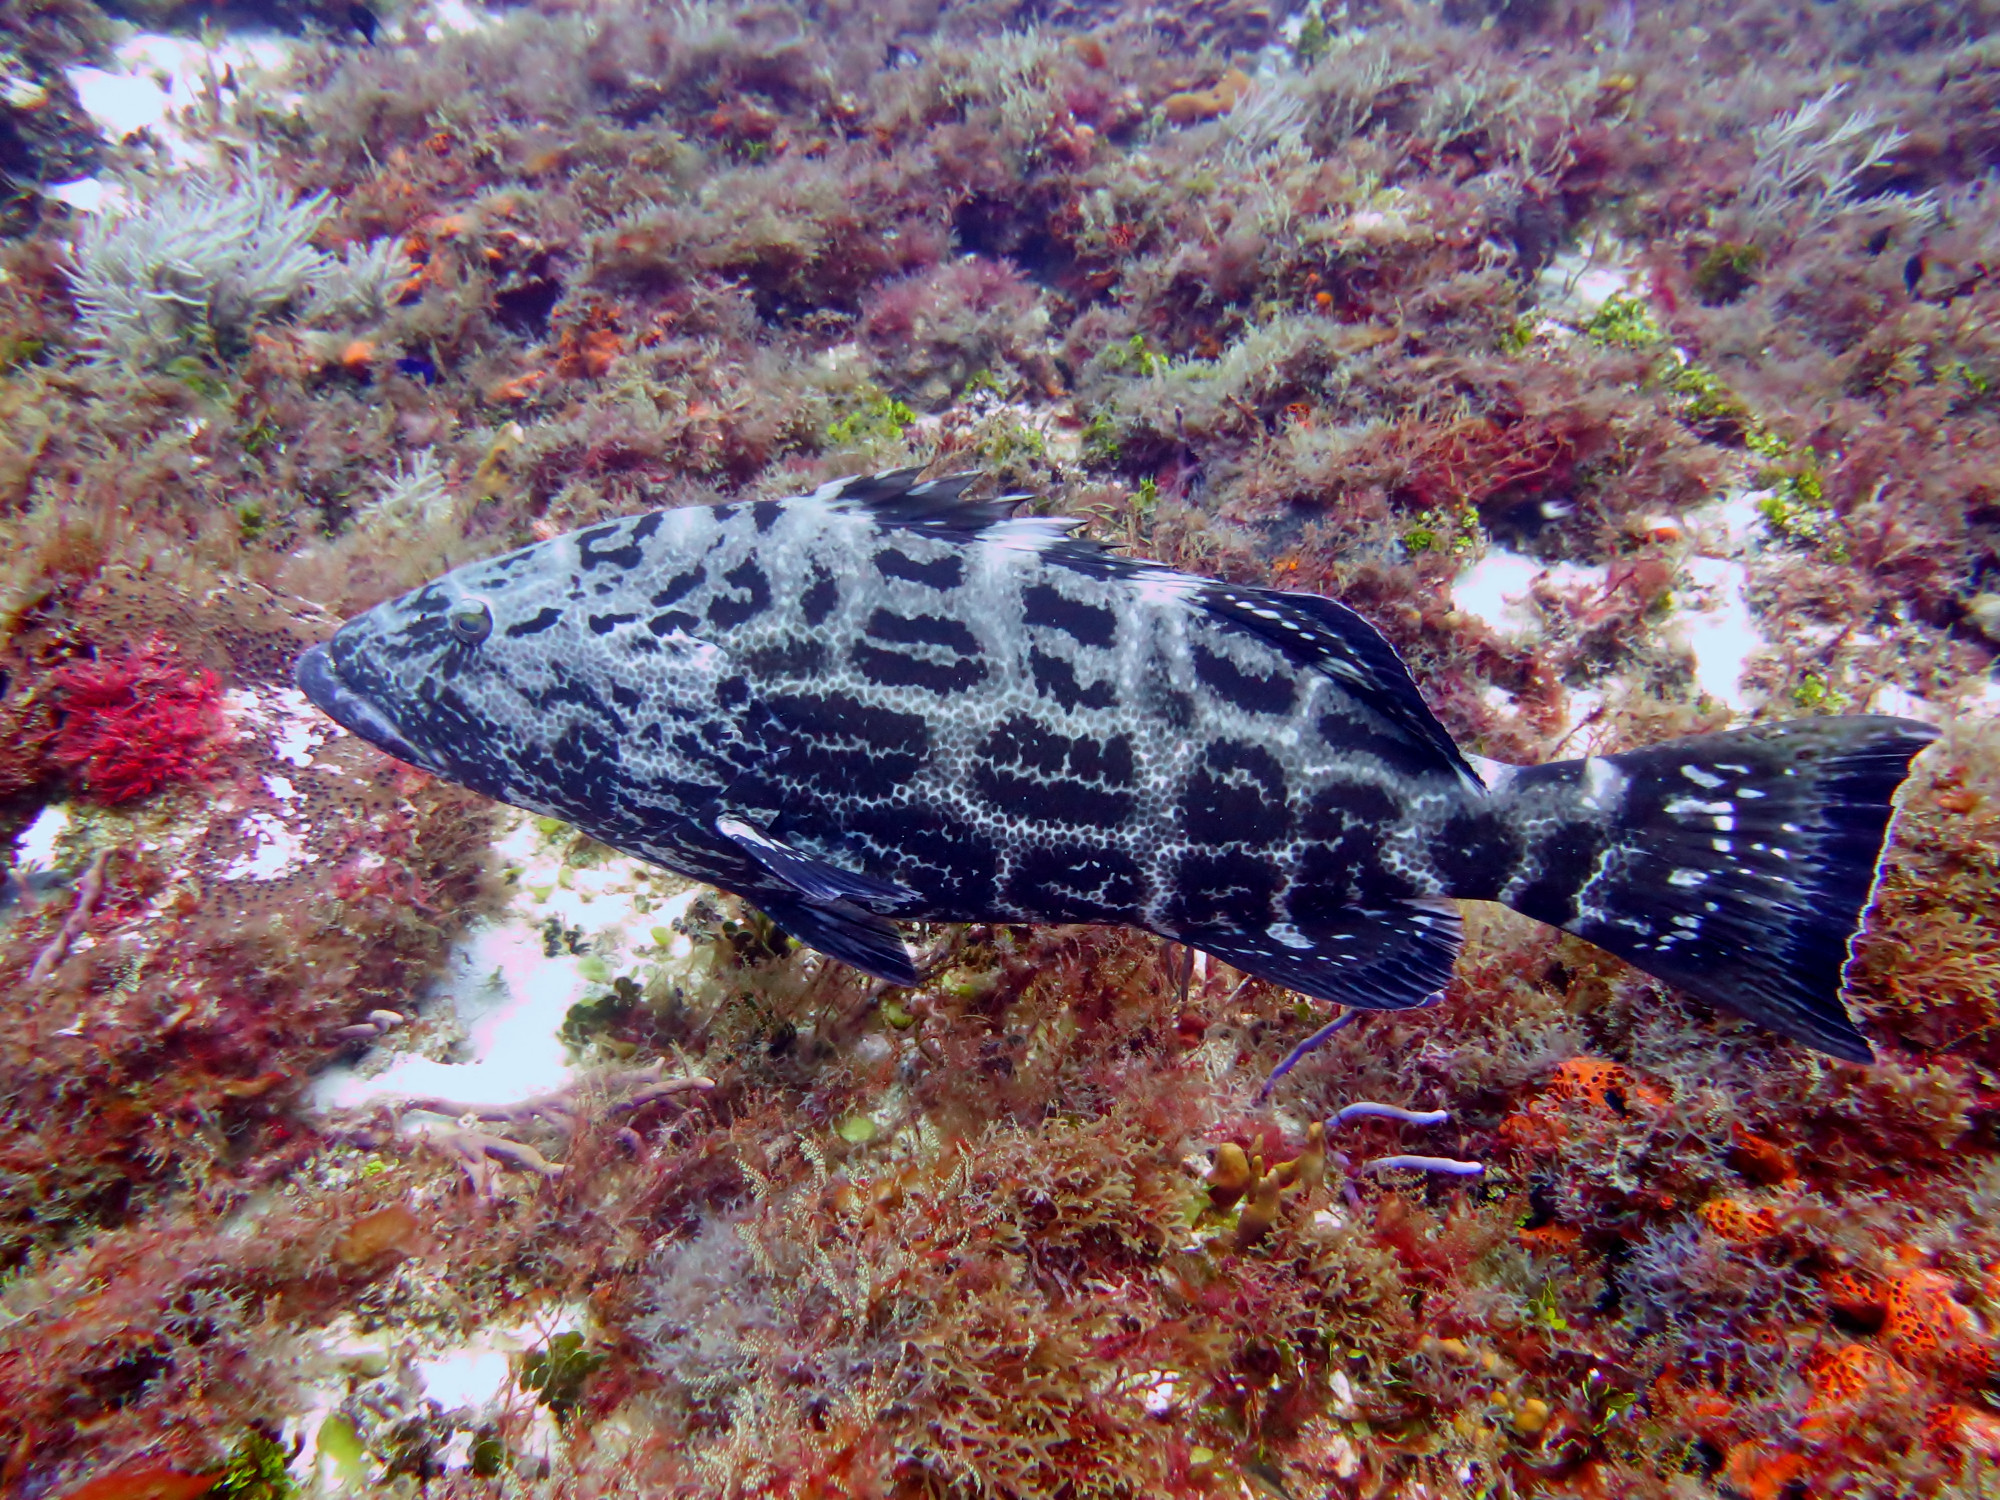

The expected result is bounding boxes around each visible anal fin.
[1180,898,1461,1011]
[715,814,913,908]
[757,895,919,987]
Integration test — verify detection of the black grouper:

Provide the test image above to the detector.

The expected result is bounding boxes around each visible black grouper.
[296,469,1936,1063]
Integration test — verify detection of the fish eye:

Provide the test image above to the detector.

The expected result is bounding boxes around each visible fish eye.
[448,597,493,644]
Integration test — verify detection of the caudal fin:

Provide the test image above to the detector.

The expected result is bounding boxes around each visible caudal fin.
[1494,717,1936,1062]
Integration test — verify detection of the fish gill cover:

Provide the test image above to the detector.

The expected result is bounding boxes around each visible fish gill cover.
[0,0,1999,1496]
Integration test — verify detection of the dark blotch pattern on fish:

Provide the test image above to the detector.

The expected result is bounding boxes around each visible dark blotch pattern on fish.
[506,607,565,638]
[1022,583,1117,647]
[302,469,1938,1063]
[876,547,964,590]
[708,559,772,630]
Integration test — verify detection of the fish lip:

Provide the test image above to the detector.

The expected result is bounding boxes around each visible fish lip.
[294,642,433,769]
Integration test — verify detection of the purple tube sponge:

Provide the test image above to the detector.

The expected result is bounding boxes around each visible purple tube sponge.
[1363,1155,1486,1177]
[1330,1102,1452,1129]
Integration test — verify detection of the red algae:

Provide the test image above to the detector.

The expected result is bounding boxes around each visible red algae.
[50,637,228,803]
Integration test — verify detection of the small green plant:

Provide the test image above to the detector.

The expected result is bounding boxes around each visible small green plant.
[975,414,1047,467]
[469,1431,507,1477]
[561,974,641,1048]
[1584,293,1664,348]
[1107,333,1169,378]
[314,1417,368,1489]
[1527,1281,1569,1332]
[1668,360,1750,435]
[163,353,230,399]
[1596,1388,1638,1432]
[1691,242,1763,305]
[1081,410,1123,466]
[1748,436,1843,554]
[519,1331,606,1421]
[215,1431,295,1500]
[1793,674,1834,710]
[1944,359,1993,400]
[1403,506,1479,556]
[1293,4,1331,66]
[827,392,917,446]
[540,914,587,958]
[960,367,1005,400]
[1754,487,1836,548]
[1745,428,1824,530]
[0,334,45,370]
[1497,316,1539,355]
[1744,425,1791,462]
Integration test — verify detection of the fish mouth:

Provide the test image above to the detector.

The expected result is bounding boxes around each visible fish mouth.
[294,643,433,770]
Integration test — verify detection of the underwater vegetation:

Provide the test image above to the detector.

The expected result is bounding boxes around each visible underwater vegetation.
[2,0,2000,1495]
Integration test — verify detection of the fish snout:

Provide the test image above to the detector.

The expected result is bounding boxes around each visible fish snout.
[294,642,433,769]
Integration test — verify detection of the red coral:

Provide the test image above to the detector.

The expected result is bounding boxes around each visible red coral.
[50,638,228,804]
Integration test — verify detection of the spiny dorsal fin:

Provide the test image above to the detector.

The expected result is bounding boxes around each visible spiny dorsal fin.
[816,467,1028,532]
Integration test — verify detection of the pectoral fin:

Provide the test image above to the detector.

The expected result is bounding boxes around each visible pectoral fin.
[757,895,919,987]
[715,815,912,908]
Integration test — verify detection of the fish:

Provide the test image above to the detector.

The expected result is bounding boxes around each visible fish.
[295,467,1937,1063]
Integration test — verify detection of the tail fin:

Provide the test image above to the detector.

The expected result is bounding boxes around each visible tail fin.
[1492,717,1937,1062]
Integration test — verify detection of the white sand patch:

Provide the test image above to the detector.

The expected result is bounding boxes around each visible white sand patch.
[313,812,704,1114]
[268,687,334,767]
[415,1345,513,1412]
[63,31,300,175]
[222,809,311,880]
[412,0,502,40]
[227,685,335,769]
[1452,549,1607,638]
[1673,555,1759,713]
[1870,684,1946,723]
[1690,485,1767,554]
[13,803,72,868]
[1535,240,1644,326]
[1955,677,2000,719]
[1669,484,1777,717]
[287,1309,577,1489]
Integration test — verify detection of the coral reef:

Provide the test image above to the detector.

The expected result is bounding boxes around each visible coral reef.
[1,0,1999,1495]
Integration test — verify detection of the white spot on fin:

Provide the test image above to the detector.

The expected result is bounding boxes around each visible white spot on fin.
[1579,756,1627,812]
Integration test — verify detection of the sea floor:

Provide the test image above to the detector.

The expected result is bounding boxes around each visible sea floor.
[3,0,2000,1495]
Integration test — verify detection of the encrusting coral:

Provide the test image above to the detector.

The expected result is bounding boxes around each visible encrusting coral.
[2,0,2000,1494]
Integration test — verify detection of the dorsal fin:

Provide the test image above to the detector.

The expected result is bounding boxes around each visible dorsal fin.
[1195,583,1480,786]
[816,467,1028,532]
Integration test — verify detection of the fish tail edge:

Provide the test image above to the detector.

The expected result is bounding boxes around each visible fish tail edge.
[1493,715,1939,1062]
